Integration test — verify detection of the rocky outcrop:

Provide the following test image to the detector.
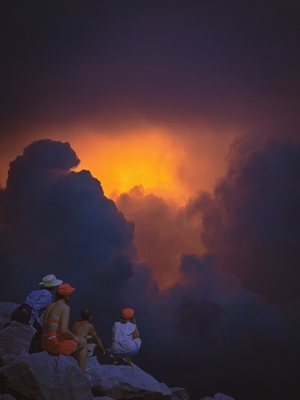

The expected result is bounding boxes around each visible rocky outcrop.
[1,352,92,400]
[0,321,37,366]
[170,387,189,400]
[0,303,18,331]
[199,394,235,400]
[88,361,171,399]
[0,302,189,400]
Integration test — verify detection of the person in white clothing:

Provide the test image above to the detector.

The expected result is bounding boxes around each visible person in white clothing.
[110,308,141,366]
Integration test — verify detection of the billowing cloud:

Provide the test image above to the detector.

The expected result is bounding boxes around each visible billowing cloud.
[1,138,300,400]
[0,139,136,301]
[115,185,204,288]
[187,137,300,304]
[151,252,300,398]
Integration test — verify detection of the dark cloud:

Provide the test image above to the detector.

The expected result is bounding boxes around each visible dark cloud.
[155,252,300,399]
[115,185,203,288]
[172,295,225,346]
[0,139,136,300]
[187,137,300,303]
[1,139,300,399]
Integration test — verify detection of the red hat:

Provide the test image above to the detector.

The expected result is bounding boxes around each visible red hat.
[57,283,75,295]
[121,308,134,319]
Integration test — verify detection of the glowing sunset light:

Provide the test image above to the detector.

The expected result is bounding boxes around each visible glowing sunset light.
[69,124,234,205]
[71,127,186,201]
[0,121,234,208]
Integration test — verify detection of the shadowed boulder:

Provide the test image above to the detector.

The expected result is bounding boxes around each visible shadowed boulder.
[89,361,172,400]
[200,394,235,400]
[0,352,93,400]
[0,321,36,366]
[0,303,18,330]
[170,387,190,400]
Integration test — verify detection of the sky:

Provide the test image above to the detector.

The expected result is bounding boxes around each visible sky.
[1,1,300,399]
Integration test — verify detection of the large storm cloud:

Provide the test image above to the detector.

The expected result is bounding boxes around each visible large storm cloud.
[1,138,300,399]
[0,139,137,302]
[187,137,300,303]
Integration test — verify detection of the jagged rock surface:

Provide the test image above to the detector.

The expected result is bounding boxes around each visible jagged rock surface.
[0,321,36,366]
[0,303,18,331]
[89,362,171,399]
[170,387,190,400]
[0,352,93,400]
[199,394,235,400]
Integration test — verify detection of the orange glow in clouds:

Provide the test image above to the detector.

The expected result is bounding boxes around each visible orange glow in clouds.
[69,124,233,289]
[70,125,232,205]
[0,122,234,289]
[0,123,232,204]
[71,128,186,202]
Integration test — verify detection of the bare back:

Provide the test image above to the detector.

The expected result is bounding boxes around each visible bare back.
[72,319,104,354]
[72,320,93,338]
[43,301,70,334]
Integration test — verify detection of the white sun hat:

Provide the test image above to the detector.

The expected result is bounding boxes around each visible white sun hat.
[39,274,63,288]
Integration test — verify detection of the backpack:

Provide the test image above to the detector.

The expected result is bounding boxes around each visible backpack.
[11,303,32,325]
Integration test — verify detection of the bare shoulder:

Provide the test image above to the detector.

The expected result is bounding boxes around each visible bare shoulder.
[87,322,95,332]
[72,320,79,329]
[58,302,70,315]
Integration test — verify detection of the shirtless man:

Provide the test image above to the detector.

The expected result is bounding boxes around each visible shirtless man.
[72,308,105,362]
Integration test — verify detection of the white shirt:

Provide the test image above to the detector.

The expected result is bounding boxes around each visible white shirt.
[111,321,136,353]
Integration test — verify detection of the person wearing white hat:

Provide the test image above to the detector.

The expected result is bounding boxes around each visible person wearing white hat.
[11,274,63,333]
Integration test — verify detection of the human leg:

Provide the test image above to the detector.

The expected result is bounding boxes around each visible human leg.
[126,358,133,366]
[111,341,141,366]
[133,337,142,349]
[72,338,88,371]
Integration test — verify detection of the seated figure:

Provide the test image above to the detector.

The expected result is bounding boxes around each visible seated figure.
[72,308,105,369]
[41,283,88,371]
[109,308,141,366]
[11,274,63,333]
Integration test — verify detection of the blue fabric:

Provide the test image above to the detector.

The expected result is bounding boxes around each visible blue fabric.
[25,289,53,325]
[111,340,139,359]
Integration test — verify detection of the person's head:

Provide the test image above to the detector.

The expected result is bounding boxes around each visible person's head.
[39,274,63,292]
[120,308,134,323]
[80,308,92,321]
[55,283,75,303]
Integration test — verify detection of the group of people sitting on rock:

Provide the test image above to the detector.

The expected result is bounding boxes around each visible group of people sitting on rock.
[11,274,142,372]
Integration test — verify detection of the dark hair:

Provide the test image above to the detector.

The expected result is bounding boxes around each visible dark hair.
[119,316,134,324]
[55,292,68,301]
[81,308,92,320]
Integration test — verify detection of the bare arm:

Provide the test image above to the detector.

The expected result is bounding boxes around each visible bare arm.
[71,321,78,335]
[89,325,105,354]
[131,316,140,338]
[60,305,80,342]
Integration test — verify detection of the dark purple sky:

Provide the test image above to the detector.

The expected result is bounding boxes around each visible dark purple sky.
[1,2,300,399]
